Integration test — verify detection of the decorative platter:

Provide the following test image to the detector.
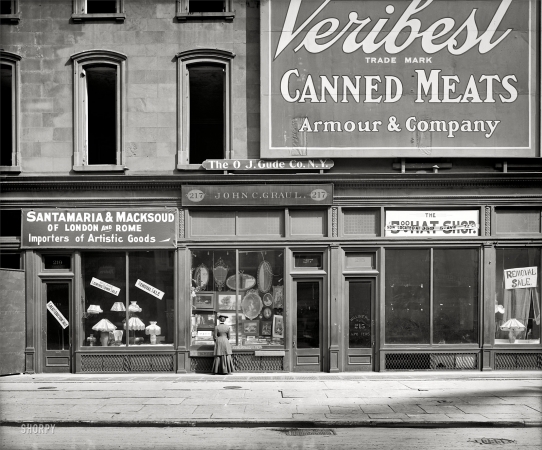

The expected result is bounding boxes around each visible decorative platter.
[193,264,209,290]
[263,293,273,307]
[241,289,263,320]
[226,273,257,291]
[257,260,273,293]
[262,307,273,320]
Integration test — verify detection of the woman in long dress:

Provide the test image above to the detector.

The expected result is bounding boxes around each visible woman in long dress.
[212,315,235,374]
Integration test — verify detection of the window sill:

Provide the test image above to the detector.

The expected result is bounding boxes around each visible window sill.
[176,12,235,21]
[0,165,21,173]
[177,163,204,171]
[73,165,127,173]
[0,14,21,23]
[71,13,126,22]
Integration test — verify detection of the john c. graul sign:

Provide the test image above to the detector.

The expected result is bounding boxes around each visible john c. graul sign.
[261,0,538,158]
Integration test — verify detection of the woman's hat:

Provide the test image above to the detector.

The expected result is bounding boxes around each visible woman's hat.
[218,314,228,320]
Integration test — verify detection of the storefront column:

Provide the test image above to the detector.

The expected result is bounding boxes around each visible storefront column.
[329,244,340,372]
[176,247,190,373]
[482,242,496,370]
[24,250,37,374]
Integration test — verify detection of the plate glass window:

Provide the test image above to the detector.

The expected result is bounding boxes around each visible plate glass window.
[1,64,13,166]
[86,0,117,13]
[189,0,224,12]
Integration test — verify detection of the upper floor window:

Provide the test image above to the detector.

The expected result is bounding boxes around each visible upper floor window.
[177,0,234,21]
[176,49,235,168]
[71,50,127,172]
[0,51,21,172]
[0,0,20,23]
[72,0,125,22]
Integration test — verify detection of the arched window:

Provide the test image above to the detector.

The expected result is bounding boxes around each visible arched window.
[176,49,235,168]
[0,51,21,172]
[71,50,127,171]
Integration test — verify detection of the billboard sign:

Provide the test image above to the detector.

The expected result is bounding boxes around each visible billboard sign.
[261,0,539,158]
[385,210,480,236]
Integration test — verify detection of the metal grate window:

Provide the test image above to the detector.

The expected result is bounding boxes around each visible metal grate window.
[191,354,284,372]
[290,210,326,236]
[385,353,478,370]
[81,354,174,372]
[237,211,284,236]
[495,353,542,370]
[343,209,379,236]
[496,209,541,234]
[191,211,236,236]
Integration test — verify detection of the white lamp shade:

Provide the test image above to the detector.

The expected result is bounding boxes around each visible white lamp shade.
[111,302,126,312]
[124,317,145,330]
[92,319,117,332]
[145,321,161,335]
[500,318,526,332]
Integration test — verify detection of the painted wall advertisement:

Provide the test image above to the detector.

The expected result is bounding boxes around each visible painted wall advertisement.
[385,210,480,236]
[261,0,539,158]
[21,208,178,248]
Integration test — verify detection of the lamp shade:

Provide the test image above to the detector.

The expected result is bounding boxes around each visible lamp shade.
[92,318,117,332]
[145,321,161,336]
[124,317,145,331]
[128,301,142,313]
[87,305,103,314]
[500,318,526,332]
[111,302,126,312]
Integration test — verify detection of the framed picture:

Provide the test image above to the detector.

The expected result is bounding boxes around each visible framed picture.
[193,292,215,310]
[195,312,216,329]
[272,315,284,338]
[242,320,259,336]
[217,292,241,311]
[260,321,272,336]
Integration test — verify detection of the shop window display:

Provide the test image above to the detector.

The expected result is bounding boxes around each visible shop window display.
[495,248,540,344]
[191,249,284,347]
[81,251,174,347]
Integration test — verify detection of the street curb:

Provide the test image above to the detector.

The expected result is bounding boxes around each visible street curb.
[1,420,541,428]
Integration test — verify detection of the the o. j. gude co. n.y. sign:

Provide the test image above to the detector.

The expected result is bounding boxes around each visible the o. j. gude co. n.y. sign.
[261,0,538,158]
[21,209,178,248]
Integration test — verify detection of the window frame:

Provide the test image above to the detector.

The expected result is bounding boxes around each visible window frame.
[72,0,125,22]
[70,50,127,172]
[0,51,21,173]
[0,0,20,23]
[176,49,235,169]
[383,246,482,348]
[176,0,235,21]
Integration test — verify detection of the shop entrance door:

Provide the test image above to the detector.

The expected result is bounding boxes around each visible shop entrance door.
[345,278,375,371]
[42,282,71,373]
[293,279,323,371]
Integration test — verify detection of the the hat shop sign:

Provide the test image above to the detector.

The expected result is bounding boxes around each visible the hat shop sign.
[21,208,178,249]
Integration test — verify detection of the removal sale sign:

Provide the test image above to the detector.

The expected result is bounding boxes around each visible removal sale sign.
[261,0,539,158]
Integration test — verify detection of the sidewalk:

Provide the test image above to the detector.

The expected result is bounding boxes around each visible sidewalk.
[1,371,541,428]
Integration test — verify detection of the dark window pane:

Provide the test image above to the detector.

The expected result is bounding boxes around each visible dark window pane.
[82,252,126,346]
[46,283,70,350]
[433,249,479,344]
[189,64,224,164]
[86,65,117,165]
[0,252,21,269]
[385,249,430,344]
[0,210,21,237]
[349,281,371,348]
[495,248,541,343]
[0,1,13,15]
[87,0,117,14]
[189,1,225,13]
[128,251,174,345]
[296,281,319,348]
[1,64,13,166]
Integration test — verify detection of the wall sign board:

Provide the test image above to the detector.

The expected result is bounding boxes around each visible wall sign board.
[203,159,334,170]
[261,0,539,158]
[385,210,480,236]
[182,185,333,206]
[21,208,178,249]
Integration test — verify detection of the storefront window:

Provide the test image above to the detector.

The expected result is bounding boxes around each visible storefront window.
[191,249,284,347]
[495,248,541,344]
[81,251,174,347]
[385,248,479,345]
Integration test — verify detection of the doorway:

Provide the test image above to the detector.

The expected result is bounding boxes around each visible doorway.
[292,279,323,371]
[345,278,375,371]
[42,281,71,372]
